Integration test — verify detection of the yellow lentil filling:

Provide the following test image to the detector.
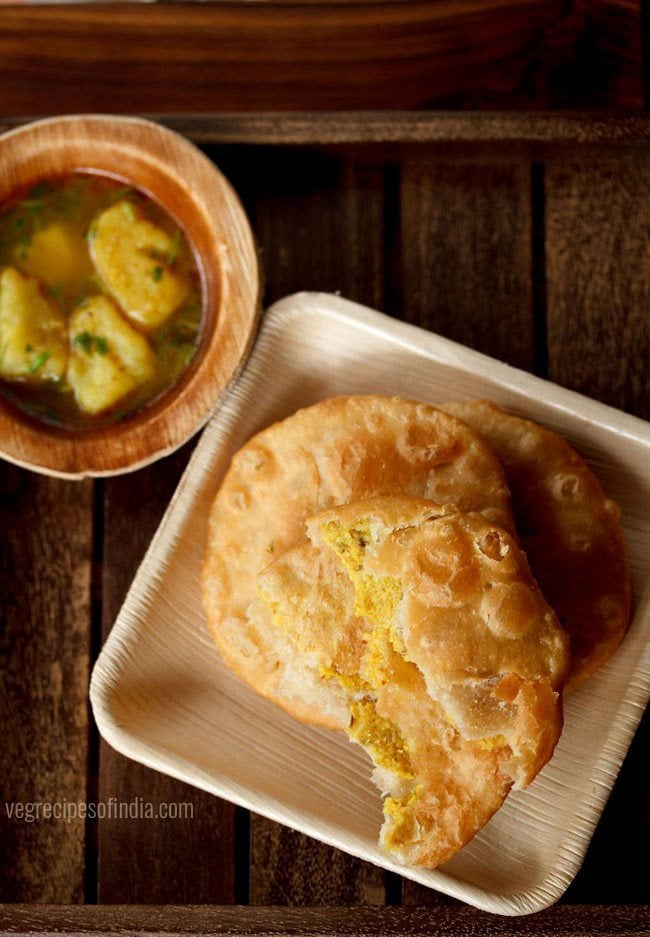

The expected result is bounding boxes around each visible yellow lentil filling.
[382,786,422,850]
[319,520,415,781]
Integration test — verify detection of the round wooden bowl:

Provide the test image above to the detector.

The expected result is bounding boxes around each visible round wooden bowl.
[0,115,261,478]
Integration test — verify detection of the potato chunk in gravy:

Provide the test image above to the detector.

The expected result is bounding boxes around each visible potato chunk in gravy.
[90,201,189,331]
[0,172,203,427]
[0,267,68,382]
[68,295,156,416]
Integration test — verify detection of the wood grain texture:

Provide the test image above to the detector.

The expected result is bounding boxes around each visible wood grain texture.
[2,0,639,116]
[250,825,385,906]
[545,155,650,420]
[399,160,534,369]
[454,0,644,109]
[253,150,385,310]
[583,0,644,108]
[6,113,650,148]
[0,116,260,479]
[0,466,92,902]
[172,111,650,146]
[97,444,237,904]
[1,904,649,934]
[246,150,386,905]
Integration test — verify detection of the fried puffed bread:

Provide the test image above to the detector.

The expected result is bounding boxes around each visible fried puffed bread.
[202,395,515,726]
[441,400,631,689]
[248,497,569,868]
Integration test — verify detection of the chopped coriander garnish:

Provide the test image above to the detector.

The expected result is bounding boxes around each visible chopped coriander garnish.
[72,331,94,354]
[73,331,109,355]
[152,265,163,282]
[123,202,136,222]
[28,350,50,374]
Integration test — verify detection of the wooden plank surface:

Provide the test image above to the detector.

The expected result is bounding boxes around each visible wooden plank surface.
[399,160,534,368]
[97,445,238,904]
[0,469,92,902]
[583,0,644,108]
[0,0,643,115]
[5,113,650,147]
[545,154,650,420]
[1,904,649,935]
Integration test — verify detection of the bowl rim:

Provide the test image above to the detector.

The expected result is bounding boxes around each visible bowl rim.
[0,114,261,479]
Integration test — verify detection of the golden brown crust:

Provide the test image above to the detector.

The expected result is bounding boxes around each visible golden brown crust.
[202,395,514,723]
[440,400,632,689]
[250,496,568,868]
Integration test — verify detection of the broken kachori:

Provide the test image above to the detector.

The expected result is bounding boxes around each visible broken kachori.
[248,496,569,868]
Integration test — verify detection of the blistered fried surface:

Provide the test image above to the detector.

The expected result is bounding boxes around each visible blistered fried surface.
[202,395,515,725]
[250,496,568,868]
[441,399,631,688]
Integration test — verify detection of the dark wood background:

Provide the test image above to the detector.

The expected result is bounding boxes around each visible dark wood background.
[0,0,644,114]
[2,904,650,935]
[0,115,648,925]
